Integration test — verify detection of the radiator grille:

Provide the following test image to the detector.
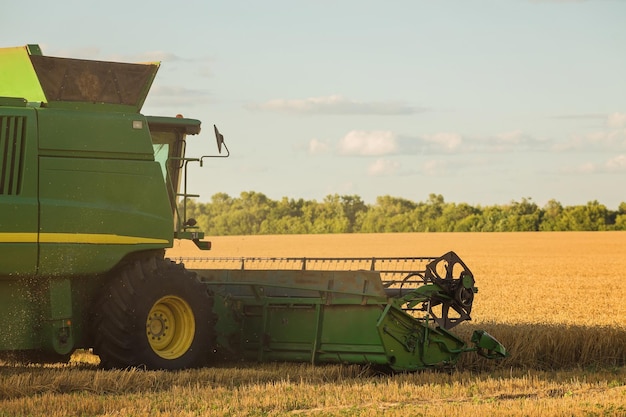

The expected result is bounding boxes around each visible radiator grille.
[0,116,26,195]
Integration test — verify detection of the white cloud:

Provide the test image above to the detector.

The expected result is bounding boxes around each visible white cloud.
[144,85,211,108]
[552,113,626,152]
[495,130,527,144]
[474,130,549,153]
[368,159,400,176]
[150,85,205,96]
[422,132,462,152]
[608,112,626,128]
[247,95,421,115]
[308,138,330,155]
[551,113,606,121]
[576,162,596,174]
[422,160,446,176]
[560,155,626,175]
[196,66,213,78]
[606,155,626,171]
[338,130,398,156]
[552,135,584,152]
[347,130,542,156]
[324,181,356,196]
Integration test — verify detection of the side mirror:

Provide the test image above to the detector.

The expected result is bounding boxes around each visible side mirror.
[214,124,225,154]
[200,124,230,167]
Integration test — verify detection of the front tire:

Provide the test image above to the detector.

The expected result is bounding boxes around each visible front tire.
[93,257,215,370]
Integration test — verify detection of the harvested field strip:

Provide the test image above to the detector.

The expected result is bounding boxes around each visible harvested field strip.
[0,362,624,416]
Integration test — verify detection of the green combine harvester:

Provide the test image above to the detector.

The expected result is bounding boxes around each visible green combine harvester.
[0,44,506,371]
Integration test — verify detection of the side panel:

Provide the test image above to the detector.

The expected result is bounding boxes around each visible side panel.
[0,107,40,349]
[37,108,173,275]
[38,157,173,275]
[202,270,392,365]
[0,107,38,275]
[237,303,389,365]
[37,108,155,156]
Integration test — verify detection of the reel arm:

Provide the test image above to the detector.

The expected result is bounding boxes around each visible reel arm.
[397,251,478,330]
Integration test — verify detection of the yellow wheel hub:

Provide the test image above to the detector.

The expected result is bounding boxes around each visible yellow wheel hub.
[146,295,195,359]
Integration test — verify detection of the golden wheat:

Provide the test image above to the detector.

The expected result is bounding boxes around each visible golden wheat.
[1,232,624,416]
[169,231,626,327]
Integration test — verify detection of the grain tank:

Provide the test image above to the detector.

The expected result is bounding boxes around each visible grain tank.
[0,45,505,370]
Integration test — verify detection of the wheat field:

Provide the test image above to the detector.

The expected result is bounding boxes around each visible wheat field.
[1,232,625,416]
[169,231,626,328]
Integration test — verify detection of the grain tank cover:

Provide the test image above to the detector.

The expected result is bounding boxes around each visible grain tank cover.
[0,44,159,112]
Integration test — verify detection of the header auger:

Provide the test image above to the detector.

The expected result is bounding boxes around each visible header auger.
[0,44,506,370]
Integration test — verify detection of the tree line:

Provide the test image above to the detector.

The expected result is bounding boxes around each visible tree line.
[182,192,626,235]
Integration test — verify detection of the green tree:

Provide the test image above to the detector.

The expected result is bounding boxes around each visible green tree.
[359,196,416,232]
[307,195,351,233]
[181,192,621,235]
[339,195,368,232]
[183,193,234,235]
[443,203,482,232]
[411,194,446,231]
[539,199,564,231]
[559,201,609,231]
[477,205,507,231]
[260,197,308,234]
[614,202,626,230]
[502,198,541,231]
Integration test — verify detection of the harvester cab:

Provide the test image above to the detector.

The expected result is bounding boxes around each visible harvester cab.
[0,44,506,371]
[147,115,230,250]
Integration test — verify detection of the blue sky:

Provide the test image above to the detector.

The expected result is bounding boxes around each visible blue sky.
[3,0,625,208]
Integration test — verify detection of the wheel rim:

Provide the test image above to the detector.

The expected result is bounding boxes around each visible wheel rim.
[146,295,195,359]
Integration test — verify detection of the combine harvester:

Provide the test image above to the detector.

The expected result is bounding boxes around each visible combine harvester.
[0,45,506,371]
